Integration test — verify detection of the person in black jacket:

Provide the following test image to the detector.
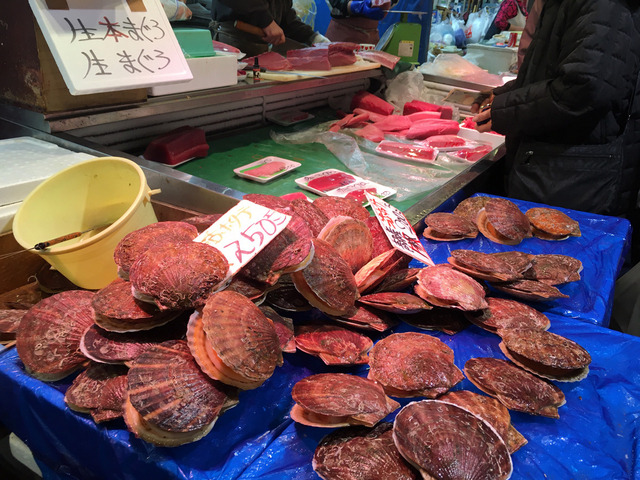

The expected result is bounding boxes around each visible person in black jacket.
[209,0,329,56]
[473,0,640,218]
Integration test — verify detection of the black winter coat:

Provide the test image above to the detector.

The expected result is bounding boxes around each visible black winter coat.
[491,0,640,216]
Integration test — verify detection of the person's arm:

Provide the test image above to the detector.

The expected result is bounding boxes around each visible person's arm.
[328,0,386,19]
[493,0,519,32]
[491,1,637,138]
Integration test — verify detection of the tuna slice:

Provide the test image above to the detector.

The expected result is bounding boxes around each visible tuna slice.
[448,144,494,162]
[187,290,282,390]
[291,238,359,316]
[290,198,329,236]
[129,242,229,311]
[92,279,179,332]
[114,221,198,279]
[499,327,591,382]
[313,423,418,480]
[65,363,128,423]
[523,254,583,285]
[358,49,401,70]
[392,400,512,480]
[375,141,438,161]
[423,212,478,241]
[491,279,569,301]
[16,290,95,381]
[330,305,398,332]
[465,297,550,333]
[399,306,470,335]
[0,309,26,340]
[415,264,488,311]
[259,305,296,353]
[290,373,400,427]
[358,292,431,314]
[80,320,187,365]
[448,249,520,282]
[402,99,443,115]
[318,216,373,273]
[354,124,386,142]
[368,332,463,398]
[350,91,395,116]
[464,357,566,418]
[373,115,412,132]
[244,161,287,177]
[452,196,491,223]
[307,172,356,192]
[124,340,237,447]
[244,51,293,70]
[404,119,460,140]
[526,207,581,240]
[294,324,373,365]
[477,197,532,245]
[423,134,469,149]
[440,390,527,454]
[286,47,331,70]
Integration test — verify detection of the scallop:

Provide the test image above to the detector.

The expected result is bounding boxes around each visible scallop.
[0,309,26,340]
[113,221,199,279]
[423,212,478,241]
[523,254,583,285]
[313,196,370,222]
[329,305,398,332]
[16,290,95,381]
[498,327,591,382]
[92,279,179,332]
[452,195,491,223]
[448,249,520,282]
[491,279,569,301]
[188,290,282,389]
[465,297,550,333]
[313,423,418,480]
[318,216,374,273]
[415,264,488,311]
[291,238,359,317]
[393,400,513,480]
[124,339,237,447]
[355,249,405,294]
[181,213,223,234]
[291,373,400,428]
[525,207,581,240]
[358,292,431,314]
[399,306,470,335]
[289,198,329,237]
[372,268,420,294]
[476,197,532,245]
[295,324,373,365]
[129,241,229,311]
[368,332,463,398]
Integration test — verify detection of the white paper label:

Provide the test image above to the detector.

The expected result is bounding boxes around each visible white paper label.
[365,192,434,266]
[194,200,291,276]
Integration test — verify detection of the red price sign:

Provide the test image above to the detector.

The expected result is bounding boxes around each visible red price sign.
[195,200,291,275]
[365,192,434,266]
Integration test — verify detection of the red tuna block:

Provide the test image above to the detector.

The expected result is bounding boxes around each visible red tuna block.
[403,100,454,119]
[287,48,331,70]
[407,111,442,122]
[350,91,395,116]
[311,43,359,67]
[244,51,293,71]
[353,108,388,123]
[354,124,385,142]
[372,115,412,132]
[143,126,209,166]
[358,50,400,70]
[405,119,460,140]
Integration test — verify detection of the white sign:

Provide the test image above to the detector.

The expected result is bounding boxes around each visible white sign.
[365,192,435,266]
[29,0,192,94]
[194,200,292,277]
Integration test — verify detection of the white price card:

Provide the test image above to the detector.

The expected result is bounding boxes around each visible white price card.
[29,0,192,94]
[194,200,291,277]
[365,192,435,267]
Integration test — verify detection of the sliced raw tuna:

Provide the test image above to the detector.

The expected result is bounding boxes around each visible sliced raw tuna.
[350,91,395,115]
[423,135,468,149]
[287,49,331,71]
[358,50,401,70]
[243,161,287,177]
[280,192,309,202]
[353,108,389,123]
[307,171,356,191]
[354,124,385,142]
[375,141,438,161]
[373,115,412,132]
[345,188,378,205]
[448,144,493,162]
[406,111,442,122]
[402,100,441,115]
[405,119,460,140]
[244,51,293,71]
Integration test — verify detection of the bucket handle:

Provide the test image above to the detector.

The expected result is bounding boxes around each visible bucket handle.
[145,188,162,204]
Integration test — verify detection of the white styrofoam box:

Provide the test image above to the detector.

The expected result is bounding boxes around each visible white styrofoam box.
[0,202,20,234]
[147,53,237,96]
[0,137,95,207]
[458,127,505,150]
[465,44,517,75]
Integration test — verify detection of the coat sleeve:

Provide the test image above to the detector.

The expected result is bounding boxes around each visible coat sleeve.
[491,0,637,138]
[279,0,316,43]
[213,0,274,28]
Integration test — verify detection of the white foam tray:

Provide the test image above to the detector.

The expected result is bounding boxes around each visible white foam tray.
[0,137,94,207]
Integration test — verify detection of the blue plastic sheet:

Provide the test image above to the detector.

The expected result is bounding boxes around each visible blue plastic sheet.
[0,194,635,480]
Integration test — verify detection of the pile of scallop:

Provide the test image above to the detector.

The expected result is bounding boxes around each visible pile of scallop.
[10,192,591,479]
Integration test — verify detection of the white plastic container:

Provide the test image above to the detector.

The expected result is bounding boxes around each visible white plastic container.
[148,54,237,96]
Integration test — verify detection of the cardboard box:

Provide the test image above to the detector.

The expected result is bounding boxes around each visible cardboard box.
[147,54,238,96]
[0,2,147,113]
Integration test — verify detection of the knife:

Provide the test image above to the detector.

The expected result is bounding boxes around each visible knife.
[244,66,327,79]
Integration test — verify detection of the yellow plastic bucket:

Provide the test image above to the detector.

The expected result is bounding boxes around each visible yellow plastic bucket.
[12,157,158,290]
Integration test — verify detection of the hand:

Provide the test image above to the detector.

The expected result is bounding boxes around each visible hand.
[470,90,494,114]
[349,0,386,20]
[472,106,492,132]
[262,21,285,46]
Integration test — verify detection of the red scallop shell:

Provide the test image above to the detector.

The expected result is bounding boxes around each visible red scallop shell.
[465,297,550,333]
[452,196,491,223]
[415,265,488,311]
[313,196,370,223]
[289,198,329,237]
[318,216,373,273]
[294,324,373,365]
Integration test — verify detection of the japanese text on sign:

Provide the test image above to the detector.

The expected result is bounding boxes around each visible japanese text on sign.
[194,200,292,277]
[365,192,435,266]
[29,0,191,94]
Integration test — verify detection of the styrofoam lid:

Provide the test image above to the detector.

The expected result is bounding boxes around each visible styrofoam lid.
[0,137,94,207]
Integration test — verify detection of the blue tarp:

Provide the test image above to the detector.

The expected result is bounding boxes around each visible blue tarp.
[0,194,637,480]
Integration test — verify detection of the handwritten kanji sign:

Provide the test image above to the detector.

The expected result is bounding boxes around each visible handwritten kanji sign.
[29,0,192,94]
[365,192,435,266]
[194,200,292,277]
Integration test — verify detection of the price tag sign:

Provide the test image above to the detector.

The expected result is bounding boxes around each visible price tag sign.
[29,0,192,94]
[365,192,435,267]
[194,200,292,277]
